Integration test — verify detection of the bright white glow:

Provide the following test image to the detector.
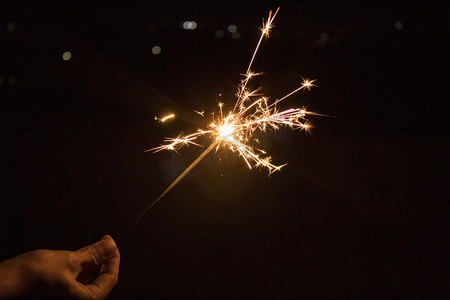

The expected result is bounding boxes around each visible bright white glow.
[219,124,234,140]
[183,21,197,30]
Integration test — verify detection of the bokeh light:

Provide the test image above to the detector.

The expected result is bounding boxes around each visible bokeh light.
[6,22,15,32]
[215,29,224,38]
[231,31,240,39]
[228,24,237,33]
[320,32,330,41]
[183,21,197,30]
[394,21,403,30]
[62,51,72,61]
[318,32,329,46]
[152,45,161,55]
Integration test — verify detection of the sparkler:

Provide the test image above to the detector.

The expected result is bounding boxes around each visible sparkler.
[150,8,318,173]
[122,8,320,235]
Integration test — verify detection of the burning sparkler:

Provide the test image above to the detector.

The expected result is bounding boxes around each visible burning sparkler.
[122,7,320,235]
[149,7,317,174]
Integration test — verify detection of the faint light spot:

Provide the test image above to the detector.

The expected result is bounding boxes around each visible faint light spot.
[147,25,156,33]
[8,75,16,85]
[414,26,424,33]
[285,31,294,38]
[215,29,224,38]
[228,24,237,33]
[320,32,329,40]
[62,51,72,61]
[296,31,305,39]
[152,46,161,55]
[231,31,240,39]
[7,22,15,31]
[395,21,403,30]
[331,35,340,44]
[183,21,197,30]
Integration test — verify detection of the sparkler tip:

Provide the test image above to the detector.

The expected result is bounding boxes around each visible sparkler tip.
[301,78,317,91]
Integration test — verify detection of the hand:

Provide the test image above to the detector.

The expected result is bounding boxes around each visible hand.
[0,235,120,299]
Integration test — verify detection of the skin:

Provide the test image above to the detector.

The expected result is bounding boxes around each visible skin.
[0,235,120,299]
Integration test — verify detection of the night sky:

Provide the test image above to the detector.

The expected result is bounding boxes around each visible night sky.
[0,1,448,298]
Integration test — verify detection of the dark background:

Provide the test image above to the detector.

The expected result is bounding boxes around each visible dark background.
[0,1,448,298]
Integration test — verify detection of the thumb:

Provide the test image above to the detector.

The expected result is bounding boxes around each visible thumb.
[74,235,118,271]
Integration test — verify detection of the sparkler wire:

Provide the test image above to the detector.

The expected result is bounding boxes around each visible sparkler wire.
[120,140,219,237]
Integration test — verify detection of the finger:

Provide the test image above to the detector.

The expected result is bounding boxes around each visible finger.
[72,236,120,299]
[100,241,120,276]
[73,235,118,271]
[88,253,120,298]
[77,239,120,300]
[76,270,119,300]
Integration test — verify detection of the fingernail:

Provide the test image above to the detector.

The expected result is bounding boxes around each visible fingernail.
[101,235,112,241]
[100,235,117,257]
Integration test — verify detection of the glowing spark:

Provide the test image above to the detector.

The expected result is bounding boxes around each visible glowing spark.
[261,7,279,36]
[194,110,205,117]
[155,113,175,123]
[302,78,316,90]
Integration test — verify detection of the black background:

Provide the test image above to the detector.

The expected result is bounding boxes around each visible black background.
[0,1,448,298]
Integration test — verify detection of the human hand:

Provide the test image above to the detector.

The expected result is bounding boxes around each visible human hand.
[0,235,120,299]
